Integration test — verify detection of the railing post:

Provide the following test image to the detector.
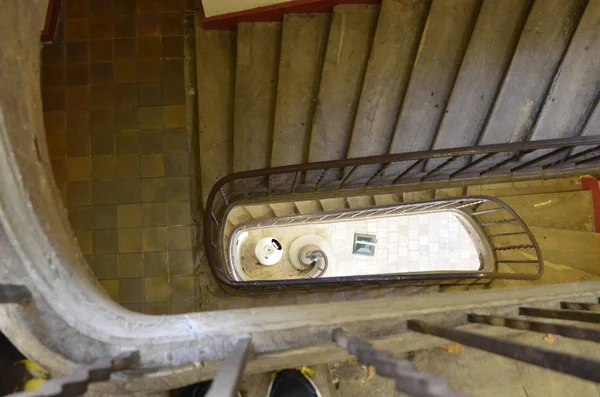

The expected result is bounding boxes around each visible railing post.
[206,337,253,397]
[7,352,137,397]
[0,284,32,304]
[332,328,467,397]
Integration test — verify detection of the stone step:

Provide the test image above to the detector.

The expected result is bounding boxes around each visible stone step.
[319,197,347,212]
[499,190,595,232]
[195,27,235,206]
[307,5,379,166]
[373,193,402,206]
[466,176,582,197]
[269,202,297,217]
[245,204,276,220]
[435,187,466,199]
[528,0,600,141]
[346,195,374,209]
[530,226,600,277]
[294,200,322,215]
[270,13,330,167]
[388,0,480,155]
[233,22,281,172]
[492,250,599,289]
[403,190,435,203]
[346,0,429,164]
[478,0,586,145]
[412,330,600,396]
[428,0,530,159]
[227,205,253,226]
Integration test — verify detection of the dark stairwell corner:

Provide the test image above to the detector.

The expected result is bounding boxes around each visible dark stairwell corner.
[41,0,199,315]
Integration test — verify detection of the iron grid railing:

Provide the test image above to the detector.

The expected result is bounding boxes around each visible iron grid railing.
[204,136,600,291]
[224,196,543,285]
[8,282,600,397]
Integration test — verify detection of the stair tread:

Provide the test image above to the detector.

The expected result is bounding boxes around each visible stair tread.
[346,0,428,161]
[294,200,322,215]
[498,190,595,232]
[466,176,582,196]
[435,187,466,199]
[529,226,600,276]
[429,0,530,153]
[478,0,586,145]
[213,285,441,311]
[373,193,402,206]
[413,331,600,396]
[227,206,253,226]
[580,98,600,138]
[245,204,275,220]
[196,27,235,206]
[307,4,379,165]
[529,0,600,141]
[388,0,480,155]
[403,190,435,203]
[271,13,329,167]
[346,195,374,209]
[494,250,599,288]
[269,202,297,217]
[233,22,281,172]
[320,197,347,212]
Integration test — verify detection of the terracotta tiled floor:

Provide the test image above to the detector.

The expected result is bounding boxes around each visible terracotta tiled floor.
[41,0,196,314]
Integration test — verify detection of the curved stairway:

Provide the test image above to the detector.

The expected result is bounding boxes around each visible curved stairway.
[193,0,600,310]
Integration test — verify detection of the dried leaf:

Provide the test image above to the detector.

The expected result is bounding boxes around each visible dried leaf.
[441,343,464,353]
[367,365,376,381]
[544,334,555,344]
[296,365,315,377]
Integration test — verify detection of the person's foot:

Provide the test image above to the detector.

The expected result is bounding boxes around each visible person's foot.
[267,369,322,397]
[187,380,242,397]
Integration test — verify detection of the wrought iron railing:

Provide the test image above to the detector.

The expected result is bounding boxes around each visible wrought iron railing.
[204,137,600,290]
[6,282,600,397]
[225,196,543,285]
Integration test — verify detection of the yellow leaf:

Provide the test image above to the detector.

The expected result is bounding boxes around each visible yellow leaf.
[441,343,464,353]
[367,365,376,381]
[544,334,555,344]
[16,360,49,378]
[24,379,47,391]
[295,365,315,378]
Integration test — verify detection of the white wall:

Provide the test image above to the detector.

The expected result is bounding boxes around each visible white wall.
[202,0,295,17]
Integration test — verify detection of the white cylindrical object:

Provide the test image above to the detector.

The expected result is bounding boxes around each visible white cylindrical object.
[254,237,283,266]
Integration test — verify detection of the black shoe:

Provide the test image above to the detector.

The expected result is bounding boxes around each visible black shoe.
[187,380,242,397]
[190,381,211,397]
[267,370,322,397]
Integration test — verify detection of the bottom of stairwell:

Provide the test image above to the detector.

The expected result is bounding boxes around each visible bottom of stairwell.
[233,211,482,281]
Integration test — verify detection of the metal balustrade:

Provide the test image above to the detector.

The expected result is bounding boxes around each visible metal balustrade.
[204,136,600,290]
[7,282,600,397]
[223,196,543,287]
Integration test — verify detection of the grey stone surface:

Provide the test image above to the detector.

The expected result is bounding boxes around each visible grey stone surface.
[478,0,587,145]
[233,22,281,172]
[196,27,235,206]
[271,14,330,168]
[308,5,379,165]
